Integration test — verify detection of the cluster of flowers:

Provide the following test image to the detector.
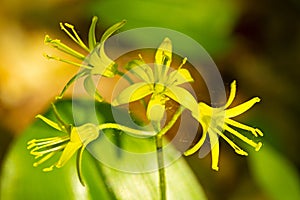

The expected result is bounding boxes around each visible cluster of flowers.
[27,16,263,185]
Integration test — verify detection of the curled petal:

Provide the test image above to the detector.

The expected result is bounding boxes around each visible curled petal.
[226,97,261,118]
[112,82,153,106]
[35,115,62,131]
[88,16,98,50]
[225,80,236,108]
[184,127,208,156]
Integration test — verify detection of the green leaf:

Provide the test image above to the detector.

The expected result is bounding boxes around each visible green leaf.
[249,143,300,200]
[1,100,207,200]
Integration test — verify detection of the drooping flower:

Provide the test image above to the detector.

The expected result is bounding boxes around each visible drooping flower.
[185,80,263,171]
[44,16,126,101]
[27,104,99,185]
[112,38,198,123]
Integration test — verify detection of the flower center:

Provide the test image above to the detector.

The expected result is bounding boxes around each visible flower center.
[154,83,165,94]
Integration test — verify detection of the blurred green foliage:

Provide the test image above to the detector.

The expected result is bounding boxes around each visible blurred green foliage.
[249,143,300,200]
[88,0,239,55]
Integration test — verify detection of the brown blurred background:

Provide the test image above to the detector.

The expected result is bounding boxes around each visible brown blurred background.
[0,0,299,199]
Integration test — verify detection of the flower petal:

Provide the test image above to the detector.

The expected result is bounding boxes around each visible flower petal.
[164,85,198,113]
[124,59,154,83]
[168,68,194,86]
[112,82,153,106]
[88,46,118,77]
[90,20,126,77]
[155,37,172,81]
[146,94,167,122]
[184,127,208,156]
[226,97,261,118]
[100,20,126,44]
[35,115,62,131]
[225,80,236,108]
[56,70,88,100]
[208,131,220,171]
[56,129,82,168]
[55,141,82,168]
[88,16,98,50]
[76,146,86,186]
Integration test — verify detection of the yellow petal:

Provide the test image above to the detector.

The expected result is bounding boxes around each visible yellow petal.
[125,59,154,83]
[165,85,198,113]
[155,37,172,81]
[168,68,194,86]
[35,115,62,131]
[184,127,208,156]
[88,16,98,50]
[209,131,220,171]
[112,82,153,106]
[225,80,236,108]
[56,141,82,168]
[226,97,261,118]
[146,94,166,122]
[89,20,126,77]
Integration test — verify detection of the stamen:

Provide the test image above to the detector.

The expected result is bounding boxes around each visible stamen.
[215,128,248,156]
[44,35,85,60]
[33,151,56,167]
[255,142,262,151]
[30,144,67,156]
[224,124,262,150]
[60,23,90,52]
[29,137,69,152]
[44,54,92,70]
[225,118,264,137]
[43,165,55,172]
[178,57,187,69]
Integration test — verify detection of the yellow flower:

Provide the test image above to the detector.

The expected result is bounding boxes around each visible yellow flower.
[185,80,263,171]
[27,104,99,185]
[112,38,198,122]
[44,16,126,101]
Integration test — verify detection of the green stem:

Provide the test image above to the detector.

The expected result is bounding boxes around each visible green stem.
[155,106,184,200]
[157,106,185,138]
[98,123,155,137]
[156,134,166,200]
